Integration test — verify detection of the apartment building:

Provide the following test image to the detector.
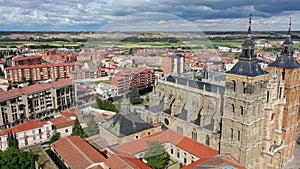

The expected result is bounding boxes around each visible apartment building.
[162,54,185,76]
[12,55,42,66]
[110,68,155,95]
[0,79,76,130]
[5,62,77,82]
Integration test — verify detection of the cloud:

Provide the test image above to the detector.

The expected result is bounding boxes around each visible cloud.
[0,0,299,31]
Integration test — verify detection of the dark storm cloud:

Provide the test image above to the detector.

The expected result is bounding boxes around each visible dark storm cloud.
[0,0,299,31]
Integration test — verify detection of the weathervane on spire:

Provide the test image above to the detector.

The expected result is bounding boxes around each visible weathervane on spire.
[288,16,292,36]
[248,13,252,36]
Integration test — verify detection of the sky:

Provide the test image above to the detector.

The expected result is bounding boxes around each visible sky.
[0,0,300,31]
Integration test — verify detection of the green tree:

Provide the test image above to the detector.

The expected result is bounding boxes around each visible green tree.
[7,132,19,149]
[71,117,88,138]
[144,140,170,169]
[49,131,60,144]
[85,114,99,136]
[130,85,143,105]
[0,148,35,169]
[96,98,118,112]
[21,76,27,83]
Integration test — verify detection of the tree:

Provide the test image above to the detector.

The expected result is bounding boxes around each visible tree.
[144,140,170,169]
[71,117,88,138]
[49,131,60,144]
[130,85,143,105]
[21,76,27,84]
[7,132,19,149]
[96,98,118,112]
[85,114,99,136]
[0,148,35,169]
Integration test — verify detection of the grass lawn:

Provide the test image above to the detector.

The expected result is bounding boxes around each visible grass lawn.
[132,98,149,107]
[31,147,56,169]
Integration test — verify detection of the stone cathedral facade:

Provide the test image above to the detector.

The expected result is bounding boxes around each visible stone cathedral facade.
[141,17,299,169]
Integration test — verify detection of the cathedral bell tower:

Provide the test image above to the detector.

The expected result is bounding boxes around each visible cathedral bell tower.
[267,17,300,163]
[220,15,269,169]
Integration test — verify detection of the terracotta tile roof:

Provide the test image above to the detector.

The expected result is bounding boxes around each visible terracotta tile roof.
[51,136,106,169]
[105,154,151,169]
[12,55,42,61]
[5,62,77,70]
[61,107,80,118]
[0,79,73,100]
[0,120,47,136]
[50,116,74,129]
[114,129,218,158]
[183,154,246,169]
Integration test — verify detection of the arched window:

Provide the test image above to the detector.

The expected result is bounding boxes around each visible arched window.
[240,106,244,115]
[206,135,210,146]
[231,104,235,113]
[232,80,236,92]
[242,82,246,94]
[271,113,275,120]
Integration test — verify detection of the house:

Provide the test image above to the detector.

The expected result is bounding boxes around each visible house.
[0,120,52,150]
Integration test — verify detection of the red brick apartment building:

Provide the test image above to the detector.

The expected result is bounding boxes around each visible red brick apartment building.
[5,62,77,82]
[12,55,42,66]
[111,68,155,95]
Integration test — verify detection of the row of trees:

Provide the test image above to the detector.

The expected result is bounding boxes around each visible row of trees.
[96,98,118,112]
[0,132,35,169]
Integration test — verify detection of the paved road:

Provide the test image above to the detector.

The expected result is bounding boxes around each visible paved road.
[284,143,300,169]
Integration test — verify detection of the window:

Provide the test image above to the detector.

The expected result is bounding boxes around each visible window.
[279,87,282,99]
[238,130,241,142]
[232,80,236,92]
[231,128,234,140]
[242,82,246,94]
[267,91,270,103]
[271,114,275,120]
[148,132,151,135]
[231,104,235,113]
[135,135,139,139]
[240,106,244,115]
[192,129,197,140]
[184,158,187,164]
[177,152,180,158]
[171,149,173,155]
[65,129,68,133]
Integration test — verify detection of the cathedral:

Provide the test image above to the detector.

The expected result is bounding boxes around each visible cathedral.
[142,16,300,169]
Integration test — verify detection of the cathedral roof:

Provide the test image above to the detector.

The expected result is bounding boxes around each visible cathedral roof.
[227,60,268,77]
[227,14,268,77]
[268,55,300,69]
[268,18,300,69]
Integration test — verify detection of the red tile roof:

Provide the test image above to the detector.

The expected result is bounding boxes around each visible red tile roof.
[183,154,246,169]
[50,116,74,129]
[0,120,47,136]
[51,136,106,169]
[0,79,73,100]
[114,129,218,158]
[5,62,77,70]
[61,107,80,118]
[12,55,42,61]
[105,154,151,169]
